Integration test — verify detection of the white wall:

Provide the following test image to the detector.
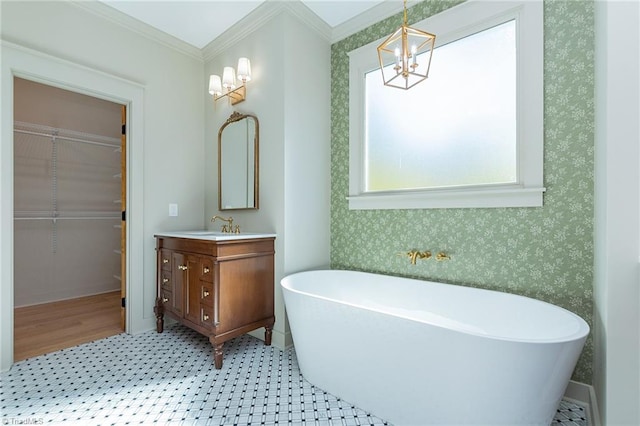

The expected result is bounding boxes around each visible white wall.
[593,0,640,423]
[204,8,331,349]
[1,1,205,371]
[282,13,331,275]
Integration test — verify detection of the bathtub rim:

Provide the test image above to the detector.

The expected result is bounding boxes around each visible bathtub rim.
[281,269,590,345]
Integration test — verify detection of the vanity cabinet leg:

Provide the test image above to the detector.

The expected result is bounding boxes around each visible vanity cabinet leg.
[265,325,273,346]
[210,339,224,369]
[153,298,164,333]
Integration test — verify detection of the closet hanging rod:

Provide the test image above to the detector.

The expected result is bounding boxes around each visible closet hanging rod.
[14,129,120,149]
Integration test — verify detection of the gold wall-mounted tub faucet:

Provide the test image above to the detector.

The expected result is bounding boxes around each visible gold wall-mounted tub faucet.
[398,250,451,264]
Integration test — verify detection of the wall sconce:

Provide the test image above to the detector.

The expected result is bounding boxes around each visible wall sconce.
[209,57,252,105]
[377,0,435,90]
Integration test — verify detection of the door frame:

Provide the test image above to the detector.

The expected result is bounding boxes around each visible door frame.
[1,41,146,372]
[120,105,127,330]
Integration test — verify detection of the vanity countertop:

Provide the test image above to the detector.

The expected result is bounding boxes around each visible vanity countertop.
[154,230,276,242]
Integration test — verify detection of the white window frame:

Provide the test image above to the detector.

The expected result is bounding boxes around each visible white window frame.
[347,0,544,210]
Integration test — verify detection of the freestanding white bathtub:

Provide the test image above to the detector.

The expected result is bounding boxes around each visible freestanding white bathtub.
[281,270,589,426]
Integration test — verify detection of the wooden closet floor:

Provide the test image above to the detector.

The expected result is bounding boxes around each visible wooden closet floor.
[14,291,122,361]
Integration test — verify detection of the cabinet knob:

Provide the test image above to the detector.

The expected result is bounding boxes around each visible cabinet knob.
[203,314,210,321]
[203,267,210,274]
[178,265,188,270]
[162,259,169,264]
[203,290,210,298]
[162,297,169,303]
[162,278,169,283]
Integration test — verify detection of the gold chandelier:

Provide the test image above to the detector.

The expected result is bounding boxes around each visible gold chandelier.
[377,0,436,90]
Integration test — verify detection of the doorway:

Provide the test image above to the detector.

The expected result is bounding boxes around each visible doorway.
[12,77,126,360]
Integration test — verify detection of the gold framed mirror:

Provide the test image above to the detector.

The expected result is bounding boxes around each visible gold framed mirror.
[218,112,259,210]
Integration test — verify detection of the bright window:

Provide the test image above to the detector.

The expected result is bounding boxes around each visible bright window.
[348,0,544,209]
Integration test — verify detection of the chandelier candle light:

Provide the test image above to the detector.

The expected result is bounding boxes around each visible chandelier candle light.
[377,0,435,90]
[209,57,252,105]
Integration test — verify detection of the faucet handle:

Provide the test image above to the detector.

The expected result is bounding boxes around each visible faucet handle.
[435,252,451,261]
[234,225,241,234]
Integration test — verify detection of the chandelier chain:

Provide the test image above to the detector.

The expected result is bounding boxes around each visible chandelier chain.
[403,0,408,26]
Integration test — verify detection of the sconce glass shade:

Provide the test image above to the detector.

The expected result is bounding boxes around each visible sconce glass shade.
[209,57,251,105]
[377,4,435,90]
[237,58,252,83]
[222,67,236,89]
[209,75,222,96]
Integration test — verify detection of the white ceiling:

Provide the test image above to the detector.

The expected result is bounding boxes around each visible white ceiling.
[100,0,388,49]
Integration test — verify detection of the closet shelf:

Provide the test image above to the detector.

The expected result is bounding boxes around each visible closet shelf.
[14,210,121,220]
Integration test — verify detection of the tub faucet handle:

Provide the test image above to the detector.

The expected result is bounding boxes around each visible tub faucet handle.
[435,252,451,261]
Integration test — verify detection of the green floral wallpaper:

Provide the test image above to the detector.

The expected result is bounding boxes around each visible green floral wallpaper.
[330,0,594,384]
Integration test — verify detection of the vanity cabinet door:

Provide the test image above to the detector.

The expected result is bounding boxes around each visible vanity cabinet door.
[171,252,185,316]
[183,255,203,325]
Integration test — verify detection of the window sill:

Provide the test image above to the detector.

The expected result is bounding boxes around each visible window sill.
[347,186,546,210]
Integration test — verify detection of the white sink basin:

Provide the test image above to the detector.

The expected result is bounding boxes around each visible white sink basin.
[182,231,228,236]
[154,230,276,241]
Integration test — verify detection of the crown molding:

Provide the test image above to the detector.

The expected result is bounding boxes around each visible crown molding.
[201,2,285,62]
[330,0,415,44]
[201,0,332,62]
[67,0,418,64]
[69,0,204,62]
[284,0,333,41]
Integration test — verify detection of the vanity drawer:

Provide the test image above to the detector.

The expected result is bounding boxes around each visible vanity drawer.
[161,289,182,315]
[160,290,172,307]
[200,258,214,282]
[160,249,172,271]
[160,270,172,290]
[200,305,214,327]
[201,282,214,306]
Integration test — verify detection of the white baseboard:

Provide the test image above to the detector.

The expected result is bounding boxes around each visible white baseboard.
[564,380,601,426]
[14,288,120,308]
[246,328,292,351]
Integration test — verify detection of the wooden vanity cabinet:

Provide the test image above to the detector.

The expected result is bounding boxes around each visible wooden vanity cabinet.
[154,236,275,369]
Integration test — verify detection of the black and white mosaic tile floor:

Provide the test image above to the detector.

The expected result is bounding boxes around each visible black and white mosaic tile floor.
[1,324,588,425]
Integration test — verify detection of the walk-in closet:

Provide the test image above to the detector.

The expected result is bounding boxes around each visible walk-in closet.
[13,77,125,360]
